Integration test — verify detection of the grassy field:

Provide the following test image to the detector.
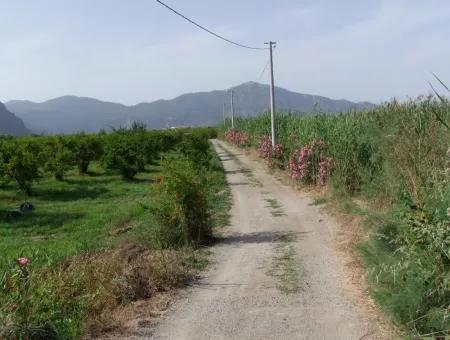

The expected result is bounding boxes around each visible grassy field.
[0,132,231,338]
[220,97,450,337]
[0,163,157,269]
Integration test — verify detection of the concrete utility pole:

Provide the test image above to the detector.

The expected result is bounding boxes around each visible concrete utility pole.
[230,90,235,129]
[265,41,277,146]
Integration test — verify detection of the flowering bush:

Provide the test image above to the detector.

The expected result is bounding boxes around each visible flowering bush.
[258,136,285,168]
[224,128,251,147]
[0,257,37,338]
[17,257,29,268]
[288,139,334,185]
[258,136,271,158]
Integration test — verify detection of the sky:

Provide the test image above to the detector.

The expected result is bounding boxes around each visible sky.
[0,0,449,105]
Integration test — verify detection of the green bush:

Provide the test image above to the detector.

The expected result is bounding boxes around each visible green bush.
[178,131,212,169]
[70,133,103,174]
[0,140,41,195]
[102,133,142,179]
[151,157,211,248]
[43,137,74,180]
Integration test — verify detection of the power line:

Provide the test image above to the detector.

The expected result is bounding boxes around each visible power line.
[156,0,267,51]
[257,60,270,82]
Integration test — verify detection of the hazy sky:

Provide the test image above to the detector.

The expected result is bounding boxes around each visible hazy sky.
[1,0,449,105]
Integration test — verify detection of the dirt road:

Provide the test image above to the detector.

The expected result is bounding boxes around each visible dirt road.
[150,140,386,340]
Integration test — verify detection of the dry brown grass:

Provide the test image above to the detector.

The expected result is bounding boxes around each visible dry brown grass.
[33,243,202,338]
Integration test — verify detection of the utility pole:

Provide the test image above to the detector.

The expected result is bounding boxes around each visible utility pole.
[230,90,235,129]
[265,41,276,146]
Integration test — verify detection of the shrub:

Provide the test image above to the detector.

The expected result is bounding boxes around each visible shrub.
[258,136,285,169]
[224,128,251,147]
[102,133,142,179]
[43,137,74,180]
[70,133,103,174]
[2,140,41,195]
[178,131,212,169]
[150,158,211,248]
[288,139,334,185]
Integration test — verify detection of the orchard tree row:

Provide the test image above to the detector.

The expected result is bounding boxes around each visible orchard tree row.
[0,125,217,195]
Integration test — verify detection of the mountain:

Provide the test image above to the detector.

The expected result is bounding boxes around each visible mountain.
[6,82,374,134]
[0,102,30,136]
[6,96,128,134]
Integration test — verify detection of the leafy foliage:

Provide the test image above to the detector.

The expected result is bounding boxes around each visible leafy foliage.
[43,137,73,180]
[178,131,212,169]
[69,133,103,174]
[0,140,41,195]
[151,157,211,248]
[102,133,143,179]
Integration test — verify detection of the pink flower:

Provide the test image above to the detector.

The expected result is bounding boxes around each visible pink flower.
[17,257,29,268]
[225,129,250,147]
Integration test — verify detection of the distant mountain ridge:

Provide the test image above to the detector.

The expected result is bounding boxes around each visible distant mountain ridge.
[6,82,374,134]
[0,102,30,136]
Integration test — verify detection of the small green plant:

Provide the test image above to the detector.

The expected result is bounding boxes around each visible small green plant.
[0,257,61,339]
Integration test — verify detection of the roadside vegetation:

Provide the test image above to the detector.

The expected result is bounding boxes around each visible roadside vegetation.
[220,96,450,337]
[0,126,231,339]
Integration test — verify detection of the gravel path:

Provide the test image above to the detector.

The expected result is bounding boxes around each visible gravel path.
[149,140,384,340]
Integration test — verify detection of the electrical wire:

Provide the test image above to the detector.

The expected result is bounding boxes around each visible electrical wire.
[257,60,270,82]
[156,0,268,50]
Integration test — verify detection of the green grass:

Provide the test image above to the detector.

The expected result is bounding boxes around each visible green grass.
[0,163,158,269]
[0,147,231,270]
[207,146,232,230]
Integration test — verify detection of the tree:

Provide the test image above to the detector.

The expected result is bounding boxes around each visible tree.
[3,140,41,195]
[43,137,73,180]
[102,133,142,179]
[70,133,103,174]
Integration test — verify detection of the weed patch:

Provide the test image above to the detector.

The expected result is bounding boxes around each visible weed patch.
[267,233,301,294]
[265,198,286,217]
